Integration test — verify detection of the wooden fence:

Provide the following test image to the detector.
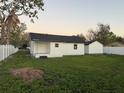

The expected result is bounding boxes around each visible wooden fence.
[0,45,18,61]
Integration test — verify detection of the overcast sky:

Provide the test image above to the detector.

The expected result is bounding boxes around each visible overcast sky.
[21,0,124,36]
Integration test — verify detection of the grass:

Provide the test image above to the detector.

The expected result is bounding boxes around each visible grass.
[0,50,124,93]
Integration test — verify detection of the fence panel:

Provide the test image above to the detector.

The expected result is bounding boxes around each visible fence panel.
[0,45,18,61]
[103,47,124,55]
[0,46,4,61]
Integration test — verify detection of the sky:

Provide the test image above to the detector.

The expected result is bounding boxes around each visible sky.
[21,0,124,36]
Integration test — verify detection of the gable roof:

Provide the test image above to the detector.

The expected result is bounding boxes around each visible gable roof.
[85,40,96,45]
[85,40,103,45]
[29,33,84,43]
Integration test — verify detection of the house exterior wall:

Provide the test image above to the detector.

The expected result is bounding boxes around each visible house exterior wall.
[36,41,50,54]
[88,41,103,54]
[30,41,50,58]
[30,41,84,58]
[48,42,84,57]
[49,42,64,57]
[84,45,89,54]
[30,41,35,55]
[62,43,84,56]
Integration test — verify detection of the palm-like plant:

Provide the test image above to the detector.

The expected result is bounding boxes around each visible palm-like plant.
[0,0,44,44]
[0,9,20,44]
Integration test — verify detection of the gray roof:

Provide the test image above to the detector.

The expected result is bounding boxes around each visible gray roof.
[84,40,96,45]
[29,33,84,43]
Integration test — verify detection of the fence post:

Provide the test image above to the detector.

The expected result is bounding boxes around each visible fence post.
[6,45,7,58]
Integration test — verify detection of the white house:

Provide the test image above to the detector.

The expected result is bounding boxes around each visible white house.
[84,41,103,54]
[29,33,85,58]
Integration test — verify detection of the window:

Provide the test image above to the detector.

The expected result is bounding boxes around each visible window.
[74,44,78,50]
[55,43,59,47]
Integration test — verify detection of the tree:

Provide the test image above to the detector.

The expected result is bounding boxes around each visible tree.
[0,0,44,44]
[20,32,29,49]
[86,29,95,41]
[87,23,117,45]
[116,36,124,43]
[10,23,27,47]
[77,33,86,41]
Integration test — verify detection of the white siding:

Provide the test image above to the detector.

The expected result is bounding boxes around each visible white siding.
[84,45,89,54]
[104,47,124,55]
[86,41,103,54]
[0,45,18,61]
[30,41,50,58]
[48,42,84,57]
[30,41,38,56]
[30,41,35,55]
[30,41,84,58]
[62,43,84,56]
[49,42,63,57]
[37,42,50,54]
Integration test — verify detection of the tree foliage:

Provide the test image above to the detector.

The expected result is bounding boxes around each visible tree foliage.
[77,33,86,41]
[0,0,44,44]
[10,23,28,47]
[116,36,124,43]
[87,24,117,45]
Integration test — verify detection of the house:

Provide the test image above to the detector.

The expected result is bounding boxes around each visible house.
[106,42,124,47]
[29,33,85,58]
[84,41,103,54]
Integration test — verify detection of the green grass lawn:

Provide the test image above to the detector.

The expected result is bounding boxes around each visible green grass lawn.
[0,50,124,93]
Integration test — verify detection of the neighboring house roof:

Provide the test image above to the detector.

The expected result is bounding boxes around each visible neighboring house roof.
[107,42,124,47]
[29,33,84,43]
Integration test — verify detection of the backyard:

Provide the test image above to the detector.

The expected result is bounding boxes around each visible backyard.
[0,50,124,93]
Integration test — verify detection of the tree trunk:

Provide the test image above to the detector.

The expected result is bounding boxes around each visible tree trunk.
[1,24,6,44]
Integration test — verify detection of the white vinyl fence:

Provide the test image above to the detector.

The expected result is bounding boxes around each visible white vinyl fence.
[0,45,18,61]
[103,47,124,55]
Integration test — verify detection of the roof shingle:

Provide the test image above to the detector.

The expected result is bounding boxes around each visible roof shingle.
[29,33,84,43]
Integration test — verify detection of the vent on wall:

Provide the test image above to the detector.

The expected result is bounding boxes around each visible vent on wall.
[39,56,48,59]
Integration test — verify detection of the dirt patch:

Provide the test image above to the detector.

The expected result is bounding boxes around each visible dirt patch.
[10,68,44,82]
